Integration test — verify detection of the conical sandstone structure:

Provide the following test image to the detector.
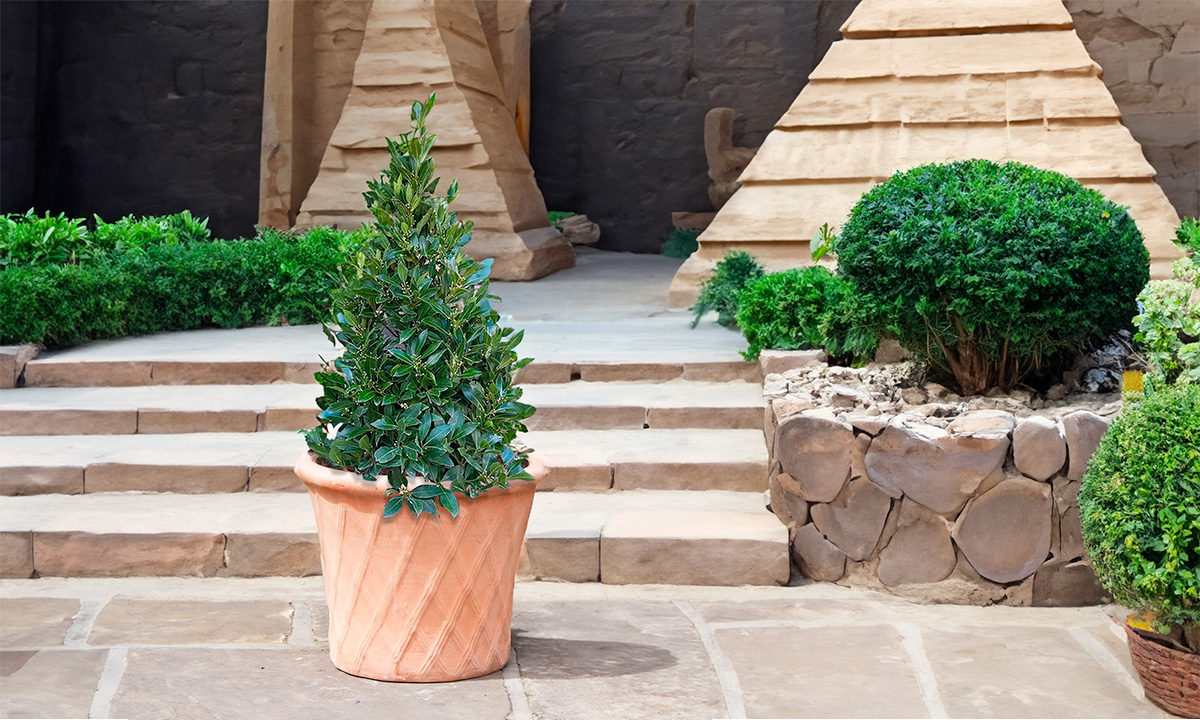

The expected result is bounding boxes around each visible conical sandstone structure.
[295,0,574,281]
[667,0,1185,308]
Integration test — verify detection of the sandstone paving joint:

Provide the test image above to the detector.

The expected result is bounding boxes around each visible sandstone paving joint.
[675,600,747,720]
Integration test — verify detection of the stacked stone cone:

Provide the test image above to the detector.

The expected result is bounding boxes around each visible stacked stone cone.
[296,0,574,281]
[668,0,1185,307]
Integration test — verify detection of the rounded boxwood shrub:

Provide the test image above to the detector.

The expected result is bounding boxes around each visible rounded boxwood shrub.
[834,159,1149,395]
[736,266,846,360]
[1079,382,1199,645]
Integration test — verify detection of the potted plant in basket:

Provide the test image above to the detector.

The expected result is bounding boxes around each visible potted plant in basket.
[294,95,546,683]
[1079,377,1199,717]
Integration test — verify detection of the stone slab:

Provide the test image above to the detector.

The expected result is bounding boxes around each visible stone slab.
[0,598,79,648]
[0,648,108,719]
[840,0,1073,38]
[1,428,766,494]
[0,466,83,496]
[923,625,1160,718]
[717,624,929,718]
[0,532,33,578]
[33,532,228,578]
[512,601,725,719]
[90,599,294,645]
[601,509,788,586]
[109,648,511,720]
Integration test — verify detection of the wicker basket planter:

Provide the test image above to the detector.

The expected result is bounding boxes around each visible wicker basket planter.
[1125,623,1200,718]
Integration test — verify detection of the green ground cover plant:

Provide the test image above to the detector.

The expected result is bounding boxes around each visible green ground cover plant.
[662,227,700,259]
[834,159,1149,395]
[1136,219,1199,385]
[1079,380,1199,651]
[304,95,535,516]
[690,249,763,328]
[0,215,365,347]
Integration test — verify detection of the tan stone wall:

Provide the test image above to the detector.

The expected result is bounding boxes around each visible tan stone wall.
[1068,0,1200,220]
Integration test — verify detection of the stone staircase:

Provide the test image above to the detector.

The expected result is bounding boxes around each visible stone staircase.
[0,336,788,586]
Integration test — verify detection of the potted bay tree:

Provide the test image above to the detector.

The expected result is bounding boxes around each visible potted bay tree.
[294,95,547,682]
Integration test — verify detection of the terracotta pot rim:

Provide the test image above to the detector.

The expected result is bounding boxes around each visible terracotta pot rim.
[295,450,548,498]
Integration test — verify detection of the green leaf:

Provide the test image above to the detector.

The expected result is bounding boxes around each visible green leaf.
[382,495,406,518]
[374,446,400,464]
[438,490,459,517]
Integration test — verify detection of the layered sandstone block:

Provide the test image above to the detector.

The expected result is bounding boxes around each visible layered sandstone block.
[668,0,1185,307]
[263,0,573,281]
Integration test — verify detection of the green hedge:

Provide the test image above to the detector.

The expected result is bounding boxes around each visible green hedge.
[0,221,362,348]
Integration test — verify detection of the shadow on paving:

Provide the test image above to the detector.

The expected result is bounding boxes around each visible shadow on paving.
[512,630,677,679]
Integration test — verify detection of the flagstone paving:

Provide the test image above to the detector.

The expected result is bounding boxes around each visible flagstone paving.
[0,579,1170,720]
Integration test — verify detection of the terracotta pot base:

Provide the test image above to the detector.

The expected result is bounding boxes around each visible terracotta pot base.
[295,453,546,682]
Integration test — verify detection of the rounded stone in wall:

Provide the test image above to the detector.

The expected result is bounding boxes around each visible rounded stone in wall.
[775,415,855,503]
[1013,416,1066,481]
[878,500,956,587]
[792,523,847,582]
[952,478,1053,584]
[810,477,892,562]
[866,420,1009,514]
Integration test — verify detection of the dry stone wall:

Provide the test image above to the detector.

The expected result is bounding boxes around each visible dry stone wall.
[761,350,1119,607]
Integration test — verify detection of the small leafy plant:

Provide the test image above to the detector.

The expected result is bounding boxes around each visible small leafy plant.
[1079,381,1199,651]
[690,249,763,328]
[304,95,535,518]
[835,160,1148,395]
[735,266,853,361]
[1136,219,1199,385]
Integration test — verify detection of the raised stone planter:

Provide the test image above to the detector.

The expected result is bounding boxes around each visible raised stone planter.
[762,353,1120,607]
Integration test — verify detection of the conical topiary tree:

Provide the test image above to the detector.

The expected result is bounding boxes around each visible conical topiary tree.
[304,95,535,517]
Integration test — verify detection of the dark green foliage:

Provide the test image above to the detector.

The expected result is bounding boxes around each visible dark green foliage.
[1079,382,1199,641]
[303,95,535,518]
[662,227,700,259]
[0,226,362,347]
[690,250,764,328]
[835,160,1149,395]
[735,267,864,361]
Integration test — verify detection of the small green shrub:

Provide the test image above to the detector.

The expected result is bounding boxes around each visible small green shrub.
[736,266,853,361]
[835,159,1149,395]
[90,210,212,253]
[1079,382,1200,646]
[690,250,764,328]
[662,227,700,259]
[305,95,535,517]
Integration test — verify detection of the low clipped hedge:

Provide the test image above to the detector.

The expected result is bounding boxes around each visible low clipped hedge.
[0,223,363,348]
[1079,381,1200,641]
[834,159,1149,395]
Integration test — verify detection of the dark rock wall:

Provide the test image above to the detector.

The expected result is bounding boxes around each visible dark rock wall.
[528,0,860,253]
[0,1,267,239]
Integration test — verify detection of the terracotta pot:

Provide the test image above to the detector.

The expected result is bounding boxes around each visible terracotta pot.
[295,451,547,682]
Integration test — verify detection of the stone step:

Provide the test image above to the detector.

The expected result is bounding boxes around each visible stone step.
[0,381,764,435]
[0,489,789,586]
[20,358,757,387]
[0,429,768,496]
[19,323,757,388]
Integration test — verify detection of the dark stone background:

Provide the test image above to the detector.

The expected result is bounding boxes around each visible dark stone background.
[528,0,859,252]
[1,1,267,239]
